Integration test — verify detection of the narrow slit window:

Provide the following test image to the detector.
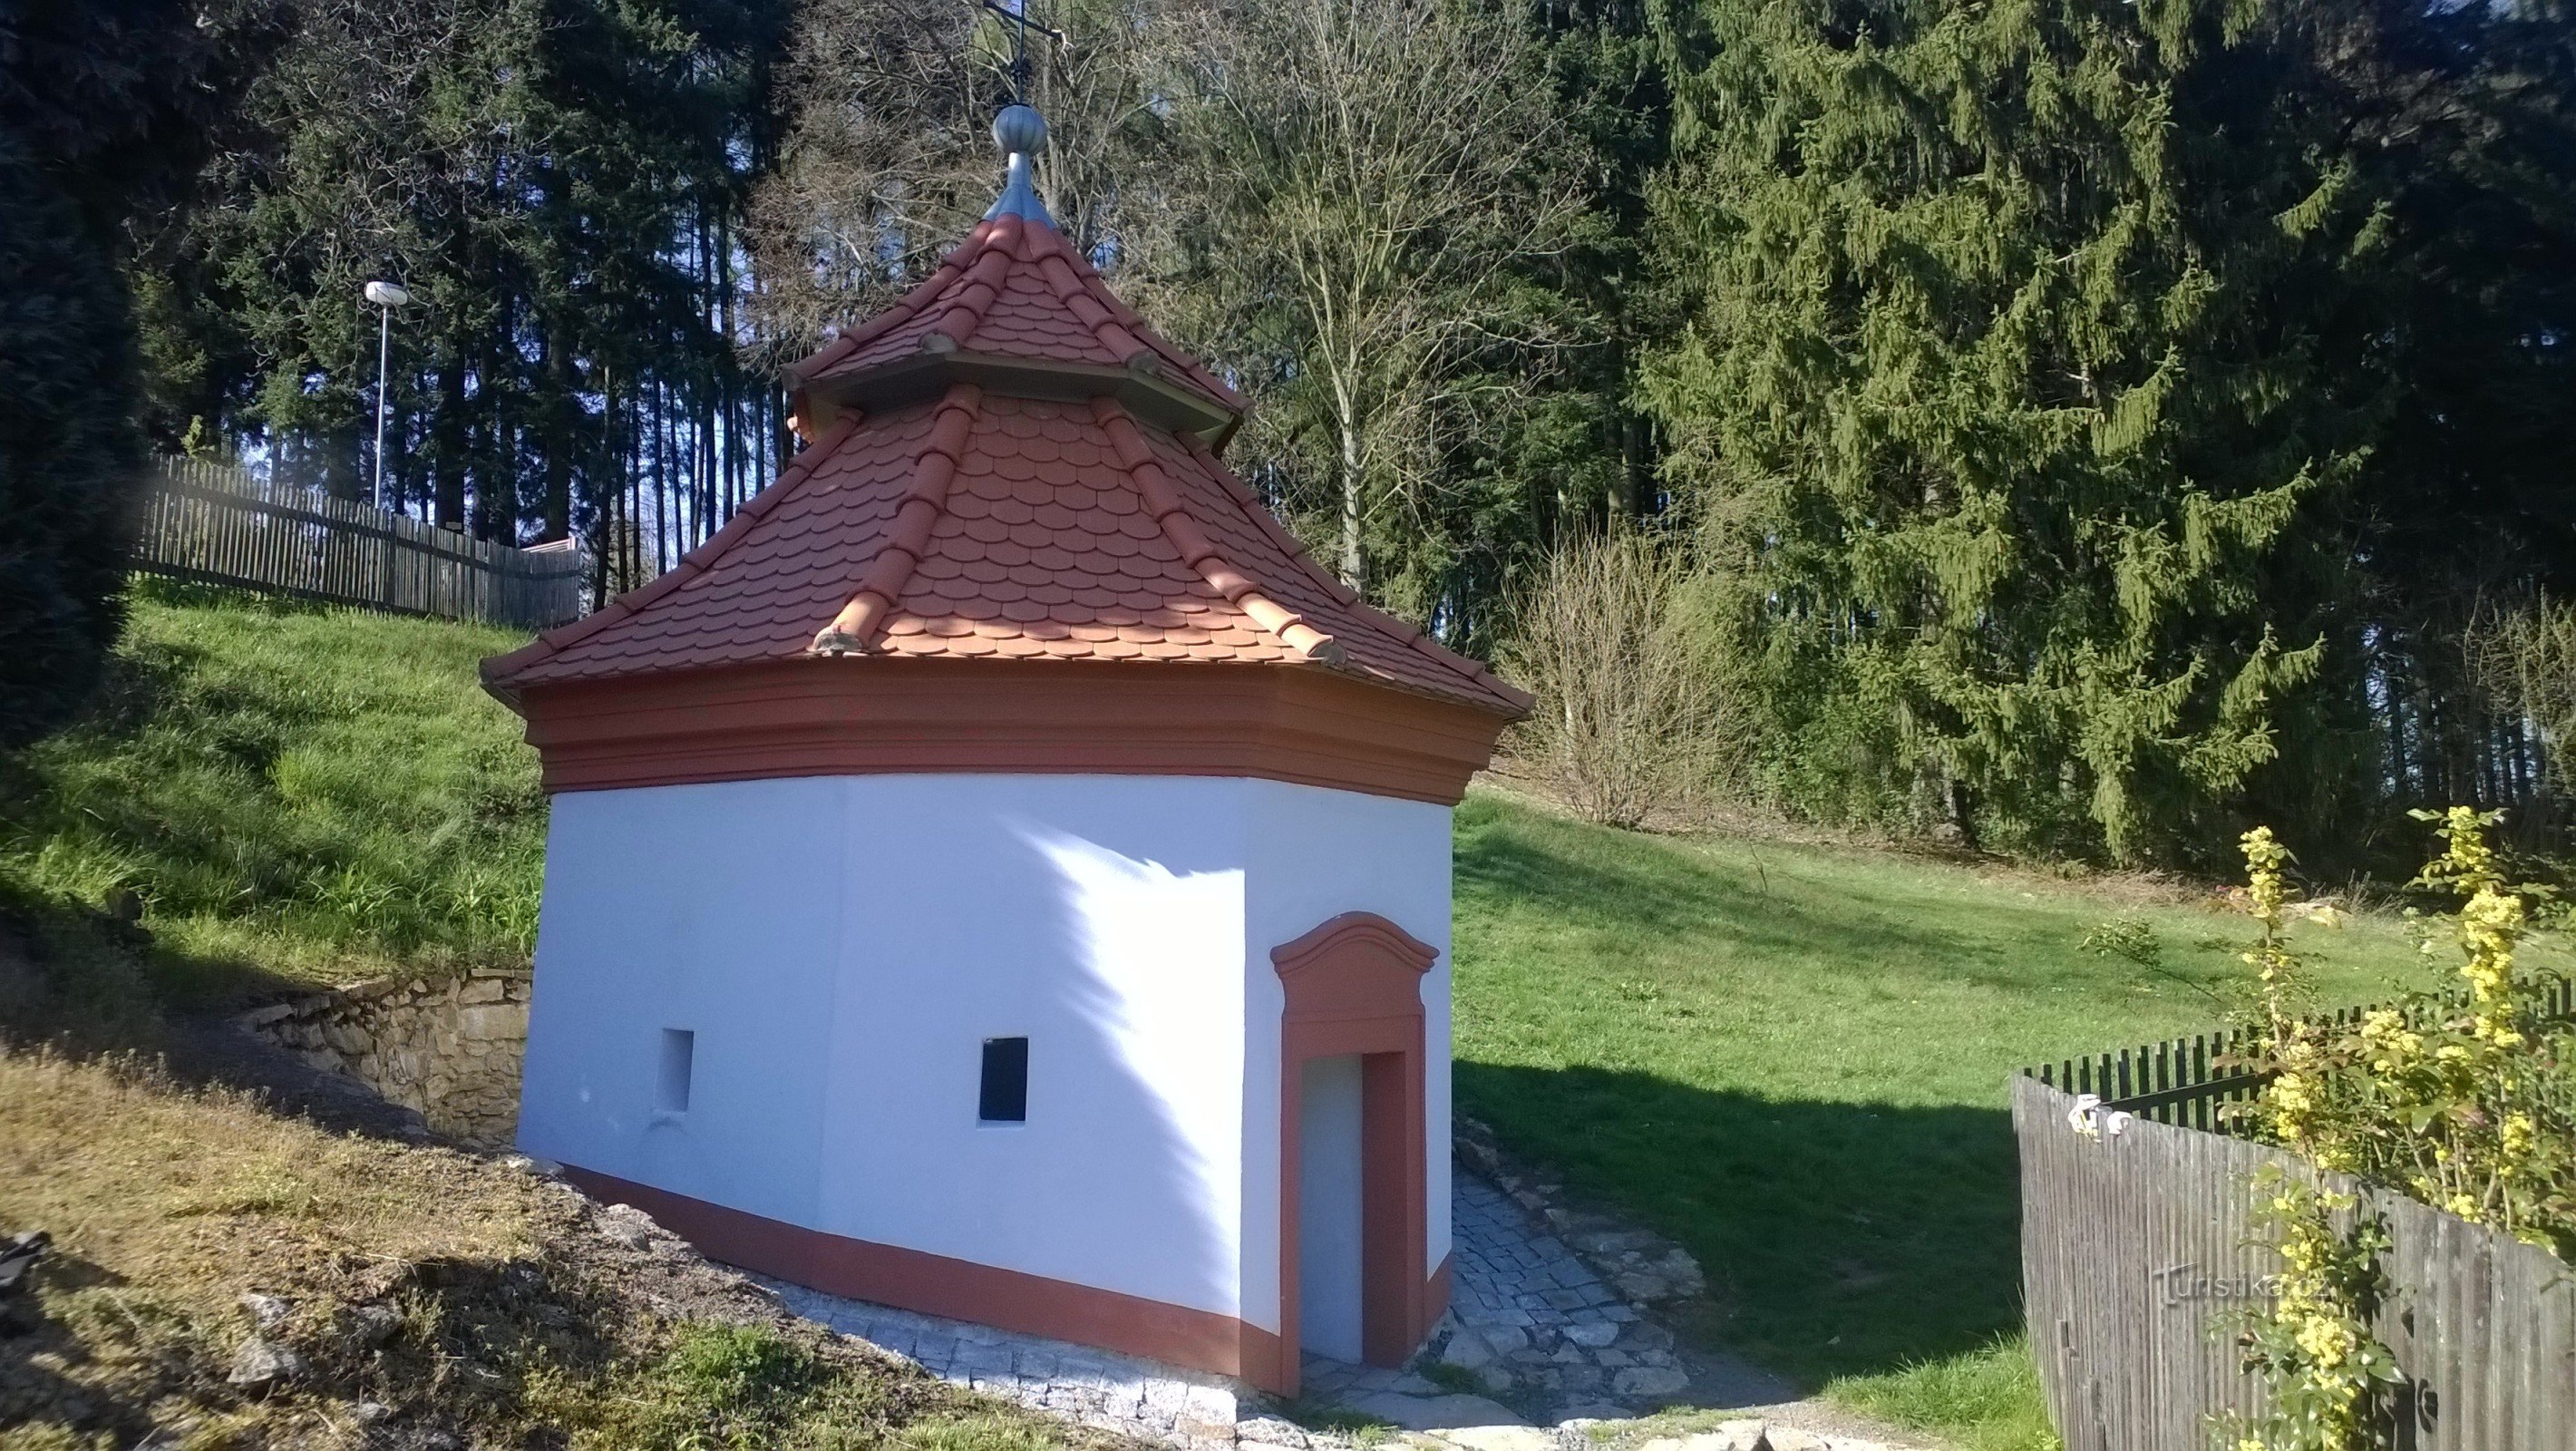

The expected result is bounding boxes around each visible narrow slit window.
[656,1028,695,1114]
[978,1037,1028,1124]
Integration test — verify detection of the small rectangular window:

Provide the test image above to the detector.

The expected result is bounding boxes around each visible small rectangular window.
[656,1028,695,1115]
[978,1037,1028,1124]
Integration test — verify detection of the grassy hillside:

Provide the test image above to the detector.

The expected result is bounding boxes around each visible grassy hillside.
[0,587,1112,1450]
[7,586,2548,1449]
[0,581,542,1001]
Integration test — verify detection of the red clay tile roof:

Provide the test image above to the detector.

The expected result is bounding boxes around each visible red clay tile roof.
[481,216,1527,720]
[785,211,1243,420]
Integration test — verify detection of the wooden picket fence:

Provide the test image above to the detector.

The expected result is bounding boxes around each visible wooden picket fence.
[2017,1076,2576,1451]
[132,457,586,629]
[2024,976,2576,1135]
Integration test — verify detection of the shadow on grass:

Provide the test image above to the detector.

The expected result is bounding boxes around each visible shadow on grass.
[1456,1061,2020,1391]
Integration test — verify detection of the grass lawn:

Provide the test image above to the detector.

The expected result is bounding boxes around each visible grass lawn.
[1449,789,2560,1449]
[0,587,1109,1451]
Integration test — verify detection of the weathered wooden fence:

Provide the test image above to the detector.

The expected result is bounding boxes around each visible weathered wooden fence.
[2017,1076,2576,1451]
[133,457,586,629]
[2026,976,2576,1135]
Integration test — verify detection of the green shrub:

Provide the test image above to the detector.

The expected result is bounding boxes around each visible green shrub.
[2237,809,2573,1253]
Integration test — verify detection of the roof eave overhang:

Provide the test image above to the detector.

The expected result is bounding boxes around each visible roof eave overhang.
[798,349,1239,449]
[1311,656,1533,724]
[501,656,1514,806]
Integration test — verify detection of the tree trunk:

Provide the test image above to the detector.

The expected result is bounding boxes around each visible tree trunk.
[433,358,467,531]
[543,324,572,540]
[1622,410,1651,521]
[1337,391,1366,592]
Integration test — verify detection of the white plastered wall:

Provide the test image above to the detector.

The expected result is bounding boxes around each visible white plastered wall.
[518,777,846,1229]
[518,772,1451,1331]
[812,775,1250,1317]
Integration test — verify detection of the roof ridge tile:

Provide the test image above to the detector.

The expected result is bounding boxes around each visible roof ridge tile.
[801,213,1243,418]
[930,219,1023,351]
[1055,240,1242,409]
[1033,248,1150,363]
[811,383,985,654]
[788,229,990,385]
[1092,398,1343,664]
[1172,432,1531,710]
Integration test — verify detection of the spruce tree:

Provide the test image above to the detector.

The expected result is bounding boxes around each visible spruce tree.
[0,139,142,746]
[1641,0,2417,864]
[154,0,789,539]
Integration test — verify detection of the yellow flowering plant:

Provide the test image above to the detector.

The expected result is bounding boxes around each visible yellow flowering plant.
[2222,810,2572,1449]
[2222,1173,2398,1451]
[2220,826,2349,1154]
[2229,809,2574,1255]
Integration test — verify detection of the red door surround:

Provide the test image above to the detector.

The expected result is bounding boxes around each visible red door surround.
[1269,911,1449,1397]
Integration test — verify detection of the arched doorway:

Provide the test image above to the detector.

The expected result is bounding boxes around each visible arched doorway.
[1273,911,1439,1390]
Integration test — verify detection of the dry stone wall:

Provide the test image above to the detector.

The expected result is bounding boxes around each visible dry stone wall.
[238,969,529,1147]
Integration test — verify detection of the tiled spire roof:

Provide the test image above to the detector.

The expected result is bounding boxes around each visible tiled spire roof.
[782,208,1244,424]
[481,109,1528,721]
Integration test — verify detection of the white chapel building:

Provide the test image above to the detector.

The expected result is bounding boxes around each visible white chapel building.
[481,105,1528,1394]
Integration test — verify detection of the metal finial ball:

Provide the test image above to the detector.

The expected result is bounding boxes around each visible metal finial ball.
[993,103,1047,157]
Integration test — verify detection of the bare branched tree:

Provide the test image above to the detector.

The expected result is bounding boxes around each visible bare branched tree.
[744,0,1172,361]
[1502,531,1734,830]
[1150,0,1589,595]
[745,0,1593,628]
[742,0,989,356]
[2474,596,2576,800]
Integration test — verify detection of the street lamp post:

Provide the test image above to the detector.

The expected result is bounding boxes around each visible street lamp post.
[363,280,412,509]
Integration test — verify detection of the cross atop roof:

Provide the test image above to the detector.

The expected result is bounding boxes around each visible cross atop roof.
[977,0,1064,109]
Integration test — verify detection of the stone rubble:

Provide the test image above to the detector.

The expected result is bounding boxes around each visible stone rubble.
[225,1336,307,1390]
[235,969,529,1147]
[342,1300,405,1349]
[594,1203,662,1251]
[303,1053,1930,1451]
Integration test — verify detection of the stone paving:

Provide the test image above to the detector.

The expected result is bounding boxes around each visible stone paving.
[1453,1172,1642,1333]
[1302,1173,1690,1427]
[763,1278,1245,1444]
[764,1169,1737,1445]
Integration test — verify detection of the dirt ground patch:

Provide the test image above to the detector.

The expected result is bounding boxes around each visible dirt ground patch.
[0,1043,1133,1451]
